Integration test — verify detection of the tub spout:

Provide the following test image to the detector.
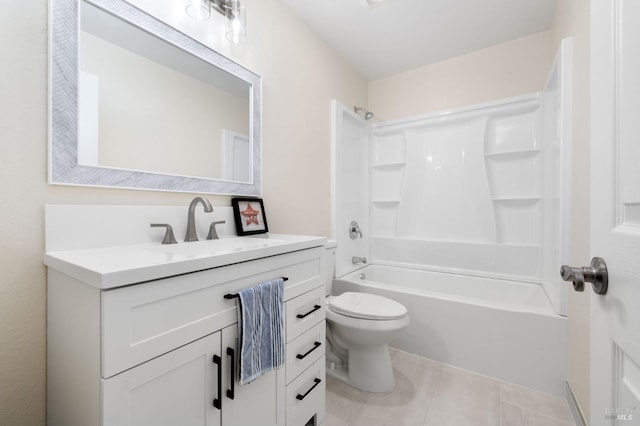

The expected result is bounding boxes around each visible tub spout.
[352,256,367,265]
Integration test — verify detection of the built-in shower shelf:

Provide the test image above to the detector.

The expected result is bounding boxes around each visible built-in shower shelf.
[485,148,540,158]
[492,197,540,203]
[496,243,541,248]
[371,200,401,204]
[372,162,406,169]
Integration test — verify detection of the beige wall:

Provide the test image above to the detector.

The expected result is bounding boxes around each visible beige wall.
[550,0,591,421]
[368,31,554,121]
[0,1,366,424]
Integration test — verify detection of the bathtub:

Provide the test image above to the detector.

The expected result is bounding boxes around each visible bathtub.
[332,264,567,396]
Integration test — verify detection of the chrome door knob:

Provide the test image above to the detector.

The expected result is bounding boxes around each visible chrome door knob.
[560,257,608,295]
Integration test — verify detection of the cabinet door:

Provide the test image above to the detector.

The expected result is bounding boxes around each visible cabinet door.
[221,325,285,426]
[103,332,222,426]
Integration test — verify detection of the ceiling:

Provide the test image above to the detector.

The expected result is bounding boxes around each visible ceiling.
[280,0,558,80]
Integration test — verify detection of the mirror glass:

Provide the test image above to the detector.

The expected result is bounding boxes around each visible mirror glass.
[50,0,262,195]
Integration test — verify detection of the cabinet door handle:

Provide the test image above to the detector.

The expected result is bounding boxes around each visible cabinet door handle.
[296,341,322,360]
[226,347,235,400]
[296,304,321,319]
[212,354,222,410]
[296,378,322,401]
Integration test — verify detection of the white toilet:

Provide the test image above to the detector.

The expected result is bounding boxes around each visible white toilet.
[323,243,410,393]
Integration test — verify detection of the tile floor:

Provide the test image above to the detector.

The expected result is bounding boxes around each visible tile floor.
[324,349,576,426]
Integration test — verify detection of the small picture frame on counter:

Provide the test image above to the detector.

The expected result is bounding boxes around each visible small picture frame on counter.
[231,197,269,236]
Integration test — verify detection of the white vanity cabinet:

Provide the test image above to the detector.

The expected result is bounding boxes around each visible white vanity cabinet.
[46,241,327,426]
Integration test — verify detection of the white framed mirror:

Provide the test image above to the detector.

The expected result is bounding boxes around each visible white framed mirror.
[49,0,262,195]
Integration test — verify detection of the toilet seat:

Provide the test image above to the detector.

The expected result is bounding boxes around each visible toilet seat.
[328,292,407,320]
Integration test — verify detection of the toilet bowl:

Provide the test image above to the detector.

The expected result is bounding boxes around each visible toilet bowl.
[325,292,410,392]
[322,241,410,392]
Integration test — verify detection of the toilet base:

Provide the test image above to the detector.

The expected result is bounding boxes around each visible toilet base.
[326,363,349,382]
[326,343,395,393]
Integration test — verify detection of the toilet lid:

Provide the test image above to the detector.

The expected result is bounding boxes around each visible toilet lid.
[328,292,407,320]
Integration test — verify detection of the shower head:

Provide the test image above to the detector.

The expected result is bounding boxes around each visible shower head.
[354,106,374,120]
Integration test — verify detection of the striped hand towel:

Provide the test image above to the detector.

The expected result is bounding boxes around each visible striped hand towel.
[238,278,285,385]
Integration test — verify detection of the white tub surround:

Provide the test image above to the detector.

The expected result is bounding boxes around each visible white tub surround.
[331,39,573,316]
[333,265,567,397]
[45,204,327,426]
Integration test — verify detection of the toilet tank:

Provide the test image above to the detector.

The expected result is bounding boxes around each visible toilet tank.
[323,240,337,296]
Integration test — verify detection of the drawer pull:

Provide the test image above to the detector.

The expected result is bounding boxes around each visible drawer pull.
[212,355,222,410]
[296,304,321,319]
[296,341,322,360]
[296,378,322,401]
[226,347,235,400]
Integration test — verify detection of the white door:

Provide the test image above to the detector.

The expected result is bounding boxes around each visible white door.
[591,0,640,424]
[102,332,222,426]
[221,130,251,182]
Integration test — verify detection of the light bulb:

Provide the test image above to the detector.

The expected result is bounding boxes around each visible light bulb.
[186,0,211,20]
[225,0,246,43]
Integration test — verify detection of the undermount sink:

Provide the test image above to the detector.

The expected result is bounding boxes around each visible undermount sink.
[146,236,286,257]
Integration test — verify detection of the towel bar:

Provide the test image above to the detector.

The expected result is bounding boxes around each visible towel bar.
[224,277,289,299]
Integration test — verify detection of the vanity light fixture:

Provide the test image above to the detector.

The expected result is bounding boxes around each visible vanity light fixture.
[186,0,247,43]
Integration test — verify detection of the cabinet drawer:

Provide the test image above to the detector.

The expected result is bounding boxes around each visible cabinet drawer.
[286,286,326,343]
[286,357,325,426]
[286,322,325,385]
[102,247,322,378]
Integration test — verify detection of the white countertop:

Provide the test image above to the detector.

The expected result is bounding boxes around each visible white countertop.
[44,233,327,289]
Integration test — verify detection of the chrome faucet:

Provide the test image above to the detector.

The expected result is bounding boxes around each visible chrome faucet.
[185,197,213,242]
[352,256,367,265]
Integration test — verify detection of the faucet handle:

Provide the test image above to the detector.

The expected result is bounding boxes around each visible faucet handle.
[207,221,226,240]
[349,220,363,240]
[150,223,178,245]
